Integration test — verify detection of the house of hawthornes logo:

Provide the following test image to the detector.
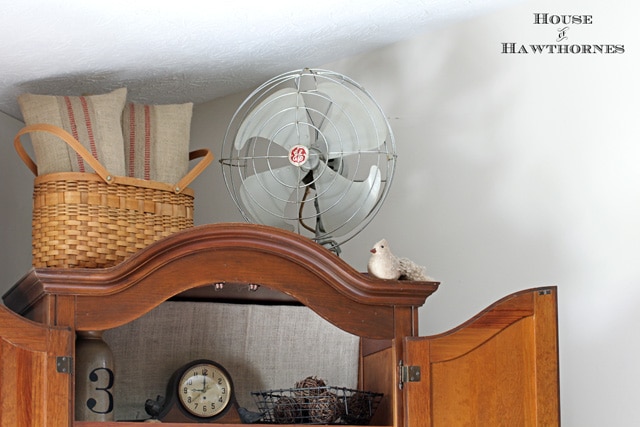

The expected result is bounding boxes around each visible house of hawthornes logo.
[502,13,625,55]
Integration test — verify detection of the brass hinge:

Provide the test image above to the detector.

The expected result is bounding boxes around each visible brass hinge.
[399,360,421,389]
[56,356,73,374]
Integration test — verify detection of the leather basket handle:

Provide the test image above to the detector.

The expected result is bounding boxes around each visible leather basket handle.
[14,123,113,183]
[14,123,213,193]
[175,148,214,192]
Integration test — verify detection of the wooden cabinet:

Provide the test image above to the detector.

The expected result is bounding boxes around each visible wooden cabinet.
[403,288,560,426]
[0,302,72,426]
[1,223,559,426]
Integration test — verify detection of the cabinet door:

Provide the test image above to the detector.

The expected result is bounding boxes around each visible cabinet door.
[403,287,559,427]
[0,304,73,426]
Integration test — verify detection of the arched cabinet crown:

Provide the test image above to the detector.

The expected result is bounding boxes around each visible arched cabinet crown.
[4,223,438,338]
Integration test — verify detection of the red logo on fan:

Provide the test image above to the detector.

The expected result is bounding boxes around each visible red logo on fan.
[289,145,308,166]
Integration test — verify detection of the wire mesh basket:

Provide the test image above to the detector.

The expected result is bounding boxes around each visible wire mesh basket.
[252,386,383,425]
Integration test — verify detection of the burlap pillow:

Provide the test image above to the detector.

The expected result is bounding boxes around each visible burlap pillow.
[18,88,127,176]
[122,102,193,185]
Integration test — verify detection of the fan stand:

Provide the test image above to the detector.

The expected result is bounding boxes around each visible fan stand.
[296,167,342,255]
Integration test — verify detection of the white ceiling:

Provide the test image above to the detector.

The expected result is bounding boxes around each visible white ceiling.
[0,0,510,120]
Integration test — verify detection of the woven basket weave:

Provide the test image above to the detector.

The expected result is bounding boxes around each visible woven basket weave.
[15,124,213,268]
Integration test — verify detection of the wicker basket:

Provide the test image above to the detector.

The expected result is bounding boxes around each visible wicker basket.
[14,123,213,268]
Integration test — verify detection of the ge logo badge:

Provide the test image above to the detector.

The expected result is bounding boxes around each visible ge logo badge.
[289,145,308,167]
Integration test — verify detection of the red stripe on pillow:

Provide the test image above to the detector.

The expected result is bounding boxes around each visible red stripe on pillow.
[144,104,151,180]
[79,96,98,161]
[64,96,85,173]
[128,103,136,177]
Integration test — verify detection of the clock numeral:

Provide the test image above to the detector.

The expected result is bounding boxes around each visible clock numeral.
[202,368,209,376]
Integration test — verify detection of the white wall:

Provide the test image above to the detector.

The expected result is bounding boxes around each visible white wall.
[190,1,640,426]
[333,2,640,426]
[0,112,33,286]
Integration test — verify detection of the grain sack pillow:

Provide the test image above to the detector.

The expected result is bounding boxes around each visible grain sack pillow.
[18,88,127,176]
[122,102,193,185]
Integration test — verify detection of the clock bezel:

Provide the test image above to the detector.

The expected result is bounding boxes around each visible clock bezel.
[169,359,237,421]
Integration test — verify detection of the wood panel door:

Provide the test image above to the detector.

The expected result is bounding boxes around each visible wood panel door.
[403,287,560,427]
[0,304,73,427]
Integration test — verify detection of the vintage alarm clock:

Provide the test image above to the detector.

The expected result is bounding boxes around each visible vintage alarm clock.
[147,359,241,423]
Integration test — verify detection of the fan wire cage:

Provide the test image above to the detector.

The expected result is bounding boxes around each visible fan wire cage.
[221,68,396,254]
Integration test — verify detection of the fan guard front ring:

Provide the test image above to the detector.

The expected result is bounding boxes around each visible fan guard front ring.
[220,68,396,253]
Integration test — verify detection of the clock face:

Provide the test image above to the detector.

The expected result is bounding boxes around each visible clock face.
[177,362,233,418]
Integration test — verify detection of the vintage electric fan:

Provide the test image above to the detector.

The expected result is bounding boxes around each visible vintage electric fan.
[220,68,396,254]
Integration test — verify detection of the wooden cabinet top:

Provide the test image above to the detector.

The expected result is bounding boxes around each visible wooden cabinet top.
[3,223,438,339]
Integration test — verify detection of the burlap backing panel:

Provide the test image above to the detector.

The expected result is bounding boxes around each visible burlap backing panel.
[103,302,360,420]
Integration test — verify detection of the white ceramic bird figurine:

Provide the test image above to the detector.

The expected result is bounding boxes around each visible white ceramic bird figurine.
[367,239,433,281]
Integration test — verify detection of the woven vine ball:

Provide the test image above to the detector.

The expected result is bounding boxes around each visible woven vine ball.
[344,392,373,425]
[294,376,327,397]
[273,396,303,423]
[335,395,347,422]
[309,391,339,424]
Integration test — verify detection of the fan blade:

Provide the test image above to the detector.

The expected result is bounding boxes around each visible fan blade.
[316,80,388,157]
[300,90,332,138]
[298,70,332,133]
[314,165,381,235]
[235,87,311,152]
[239,166,304,231]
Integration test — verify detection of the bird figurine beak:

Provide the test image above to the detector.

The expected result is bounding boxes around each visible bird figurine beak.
[370,248,376,254]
